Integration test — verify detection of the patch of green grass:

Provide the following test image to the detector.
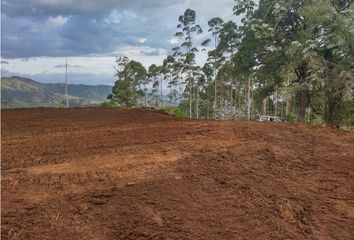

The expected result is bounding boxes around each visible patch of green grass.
[161,106,188,118]
[99,101,119,109]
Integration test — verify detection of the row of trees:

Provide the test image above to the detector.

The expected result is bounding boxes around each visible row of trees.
[109,0,354,127]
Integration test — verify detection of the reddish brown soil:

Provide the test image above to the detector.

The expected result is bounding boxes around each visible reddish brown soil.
[1,108,354,240]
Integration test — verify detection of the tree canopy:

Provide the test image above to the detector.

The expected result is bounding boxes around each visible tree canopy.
[108,1,354,128]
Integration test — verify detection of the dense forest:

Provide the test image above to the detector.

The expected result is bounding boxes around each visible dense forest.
[107,0,354,127]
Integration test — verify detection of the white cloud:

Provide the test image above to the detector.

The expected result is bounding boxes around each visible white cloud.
[112,45,168,67]
[137,38,147,43]
[47,15,68,26]
[104,10,122,25]
[1,50,165,85]
[168,38,179,45]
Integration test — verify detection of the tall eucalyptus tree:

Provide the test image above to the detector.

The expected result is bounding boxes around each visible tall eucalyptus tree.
[175,8,203,118]
[202,17,224,116]
[162,55,176,104]
[148,64,160,107]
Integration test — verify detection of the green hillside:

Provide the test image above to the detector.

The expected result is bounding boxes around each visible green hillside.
[1,76,112,108]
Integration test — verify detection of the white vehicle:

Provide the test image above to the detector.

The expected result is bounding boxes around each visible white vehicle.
[256,115,282,122]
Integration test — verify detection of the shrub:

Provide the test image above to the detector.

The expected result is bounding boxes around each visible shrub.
[99,101,119,109]
[162,106,188,118]
[286,113,298,122]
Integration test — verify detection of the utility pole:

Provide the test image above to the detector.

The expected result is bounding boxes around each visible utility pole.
[65,57,69,108]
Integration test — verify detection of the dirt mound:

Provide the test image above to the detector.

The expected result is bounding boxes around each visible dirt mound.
[2,108,354,239]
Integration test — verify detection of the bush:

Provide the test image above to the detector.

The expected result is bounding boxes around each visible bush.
[340,100,354,130]
[99,101,119,109]
[162,106,188,118]
[286,113,298,122]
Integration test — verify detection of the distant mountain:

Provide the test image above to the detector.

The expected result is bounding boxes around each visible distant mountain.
[1,76,112,108]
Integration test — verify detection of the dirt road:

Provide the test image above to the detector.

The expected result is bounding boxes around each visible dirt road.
[2,108,354,239]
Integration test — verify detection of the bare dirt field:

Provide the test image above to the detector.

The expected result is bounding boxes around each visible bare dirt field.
[1,108,354,240]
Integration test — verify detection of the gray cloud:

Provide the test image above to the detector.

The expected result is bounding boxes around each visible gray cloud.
[2,0,177,18]
[144,50,161,56]
[1,0,240,85]
[2,0,236,58]
[54,64,84,68]
[2,5,176,58]
[2,0,237,59]
[1,61,9,64]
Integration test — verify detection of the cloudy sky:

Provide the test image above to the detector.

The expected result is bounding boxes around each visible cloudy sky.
[1,0,240,85]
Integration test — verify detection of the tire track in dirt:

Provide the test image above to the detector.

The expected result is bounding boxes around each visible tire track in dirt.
[2,108,354,240]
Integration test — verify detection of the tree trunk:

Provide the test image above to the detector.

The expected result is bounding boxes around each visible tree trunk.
[220,74,224,119]
[207,85,210,119]
[189,75,192,118]
[160,77,163,108]
[230,83,233,119]
[247,76,252,121]
[169,80,172,105]
[263,98,267,115]
[323,54,344,127]
[238,84,242,120]
[274,90,278,116]
[196,87,199,119]
[324,84,344,127]
[281,96,284,119]
[285,97,290,118]
[297,89,310,122]
[144,83,147,108]
[214,71,217,119]
[324,96,341,126]
[295,63,310,122]
[234,79,237,120]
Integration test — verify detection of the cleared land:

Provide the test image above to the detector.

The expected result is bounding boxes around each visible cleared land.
[1,108,354,240]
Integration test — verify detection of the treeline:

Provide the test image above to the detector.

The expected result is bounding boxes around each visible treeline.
[108,0,354,127]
